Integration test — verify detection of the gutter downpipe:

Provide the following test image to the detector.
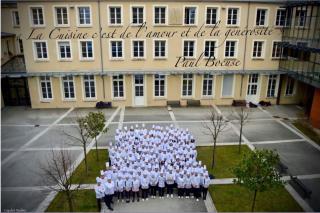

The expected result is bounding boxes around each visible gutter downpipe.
[98,0,106,99]
[240,1,250,98]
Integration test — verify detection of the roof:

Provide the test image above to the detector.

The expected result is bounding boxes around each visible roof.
[2,0,289,3]
[1,32,16,38]
[1,56,26,75]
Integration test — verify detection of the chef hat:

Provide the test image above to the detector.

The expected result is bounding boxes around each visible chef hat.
[199,161,202,166]
[96,177,102,183]
[135,124,139,128]
[204,165,207,170]
[142,123,145,128]
[100,170,105,176]
[124,126,127,130]
[170,124,173,128]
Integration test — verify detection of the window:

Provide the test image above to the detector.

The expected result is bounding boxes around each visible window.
[206,7,218,25]
[110,40,123,59]
[182,74,193,96]
[62,76,75,99]
[18,39,23,54]
[275,9,287,27]
[132,6,144,24]
[55,7,68,26]
[285,77,295,96]
[154,74,165,97]
[256,8,268,26]
[204,40,216,58]
[154,40,166,58]
[57,41,71,60]
[225,40,237,58]
[80,40,93,60]
[184,6,196,25]
[83,75,95,99]
[272,41,282,58]
[34,41,48,60]
[227,8,239,26]
[132,40,145,58]
[202,74,214,96]
[247,74,259,95]
[183,40,195,58]
[113,75,124,98]
[154,6,166,24]
[40,76,52,100]
[12,11,20,26]
[109,6,122,25]
[295,9,306,27]
[252,41,264,58]
[30,7,44,26]
[267,75,278,97]
[78,6,91,25]
[222,74,234,97]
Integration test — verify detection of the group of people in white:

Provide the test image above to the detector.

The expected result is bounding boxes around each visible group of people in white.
[94,124,212,211]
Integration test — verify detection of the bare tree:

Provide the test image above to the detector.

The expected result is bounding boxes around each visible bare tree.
[39,148,81,212]
[234,107,249,153]
[64,116,91,174]
[203,110,228,169]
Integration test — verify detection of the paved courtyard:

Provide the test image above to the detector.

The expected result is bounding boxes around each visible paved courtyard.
[1,104,320,212]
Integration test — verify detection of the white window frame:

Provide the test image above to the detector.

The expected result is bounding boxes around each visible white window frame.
[285,77,296,96]
[61,76,76,101]
[271,40,283,59]
[153,5,168,25]
[153,39,168,59]
[131,39,146,59]
[224,39,238,59]
[56,40,72,61]
[32,40,49,61]
[266,74,279,98]
[29,5,45,27]
[255,7,269,27]
[109,39,124,60]
[112,74,125,100]
[130,5,146,26]
[76,5,92,27]
[53,5,70,27]
[275,8,287,27]
[183,5,198,26]
[201,74,215,98]
[226,6,240,27]
[107,5,123,26]
[181,74,194,98]
[82,75,96,100]
[182,39,197,59]
[153,74,167,98]
[78,39,94,61]
[221,74,235,98]
[203,39,218,59]
[11,10,20,27]
[252,40,266,59]
[205,5,220,26]
[38,76,53,102]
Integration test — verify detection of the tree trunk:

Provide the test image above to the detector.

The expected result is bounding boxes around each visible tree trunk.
[65,191,74,212]
[83,144,88,175]
[211,138,217,169]
[238,124,243,153]
[251,190,257,212]
[95,137,99,161]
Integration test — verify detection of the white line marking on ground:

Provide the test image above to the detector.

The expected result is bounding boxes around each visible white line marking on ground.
[118,106,125,129]
[1,107,75,166]
[250,139,305,145]
[212,104,255,151]
[168,106,178,127]
[205,192,217,212]
[36,106,121,212]
[258,106,320,152]
[35,191,58,212]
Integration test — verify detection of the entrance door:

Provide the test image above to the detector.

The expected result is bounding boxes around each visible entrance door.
[134,74,145,106]
[1,77,30,106]
[246,74,259,104]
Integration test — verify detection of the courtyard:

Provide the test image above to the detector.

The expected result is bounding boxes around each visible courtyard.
[1,104,320,212]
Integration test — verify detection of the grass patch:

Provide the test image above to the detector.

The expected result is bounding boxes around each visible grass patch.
[293,120,320,145]
[209,184,303,212]
[197,145,251,178]
[46,190,98,212]
[71,149,108,183]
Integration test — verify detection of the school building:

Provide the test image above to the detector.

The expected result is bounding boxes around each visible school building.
[1,0,320,127]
